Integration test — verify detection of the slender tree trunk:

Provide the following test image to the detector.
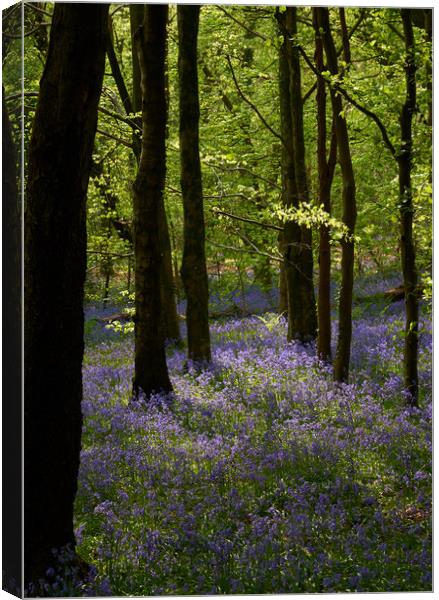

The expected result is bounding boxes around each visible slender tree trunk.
[132,5,173,397]
[424,10,432,129]
[107,18,134,116]
[178,5,211,363]
[130,5,180,344]
[285,7,317,342]
[24,4,108,586]
[313,9,337,361]
[3,89,22,595]
[399,9,419,406]
[277,11,302,340]
[317,8,357,382]
[129,4,143,158]
[158,199,181,342]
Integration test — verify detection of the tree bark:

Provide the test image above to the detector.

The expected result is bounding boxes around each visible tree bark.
[313,9,337,361]
[178,5,211,363]
[132,5,173,397]
[284,8,317,341]
[130,5,180,344]
[277,13,302,338]
[317,8,357,382]
[24,4,108,586]
[399,9,419,405]
[3,88,22,595]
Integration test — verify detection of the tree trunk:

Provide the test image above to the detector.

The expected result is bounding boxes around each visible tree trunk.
[129,4,143,159]
[317,8,357,382]
[24,4,108,586]
[277,10,302,341]
[285,7,317,342]
[278,261,288,316]
[399,9,419,406]
[132,5,173,397]
[3,88,22,595]
[158,199,181,342]
[178,5,211,363]
[313,9,337,361]
[130,5,180,344]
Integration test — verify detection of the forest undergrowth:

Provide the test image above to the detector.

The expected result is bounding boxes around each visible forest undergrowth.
[51,275,431,596]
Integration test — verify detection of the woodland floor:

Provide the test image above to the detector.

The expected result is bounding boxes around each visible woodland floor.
[59,273,432,596]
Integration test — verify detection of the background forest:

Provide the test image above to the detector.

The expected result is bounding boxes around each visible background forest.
[2,2,432,596]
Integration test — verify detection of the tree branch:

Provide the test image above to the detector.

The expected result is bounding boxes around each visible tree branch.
[208,240,284,264]
[96,128,133,148]
[107,18,134,116]
[87,250,133,258]
[24,3,53,18]
[98,105,141,131]
[225,54,285,145]
[5,91,140,133]
[297,44,396,157]
[212,208,283,231]
[217,6,267,41]
[209,163,282,191]
[4,23,50,39]
[302,9,367,105]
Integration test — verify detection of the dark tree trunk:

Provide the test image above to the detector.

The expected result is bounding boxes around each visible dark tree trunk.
[158,199,181,342]
[277,10,302,340]
[424,10,432,129]
[399,9,419,406]
[317,8,357,382]
[130,5,180,344]
[285,7,317,342]
[3,89,22,596]
[129,4,143,159]
[178,5,211,363]
[313,9,337,361]
[132,5,173,397]
[24,4,108,586]
[107,18,134,117]
[278,261,288,316]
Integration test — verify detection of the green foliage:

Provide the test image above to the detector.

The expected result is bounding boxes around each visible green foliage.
[9,5,431,308]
